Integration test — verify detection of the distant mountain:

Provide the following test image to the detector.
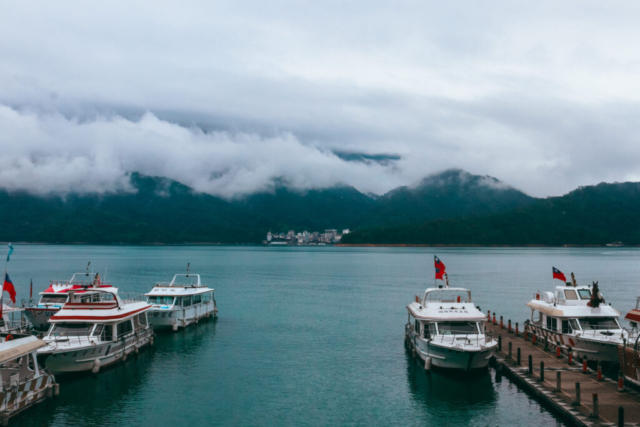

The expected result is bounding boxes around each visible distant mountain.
[0,173,264,244]
[233,185,376,232]
[354,169,535,228]
[342,181,640,246]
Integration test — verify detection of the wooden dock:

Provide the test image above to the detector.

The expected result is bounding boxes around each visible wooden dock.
[486,314,640,426]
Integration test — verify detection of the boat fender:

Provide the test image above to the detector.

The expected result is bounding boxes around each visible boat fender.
[5,334,13,342]
[150,336,154,346]
[172,323,178,332]
[135,345,139,355]
[54,383,60,397]
[122,352,128,363]
[91,359,101,374]
[424,357,432,372]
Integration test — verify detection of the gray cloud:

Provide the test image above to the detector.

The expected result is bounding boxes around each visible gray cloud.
[1,1,640,198]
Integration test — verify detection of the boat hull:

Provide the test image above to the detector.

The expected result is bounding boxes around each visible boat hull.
[149,301,217,330]
[524,323,621,363]
[40,328,153,374]
[24,308,60,331]
[410,337,495,370]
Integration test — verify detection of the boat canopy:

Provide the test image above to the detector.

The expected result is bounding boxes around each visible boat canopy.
[0,336,46,364]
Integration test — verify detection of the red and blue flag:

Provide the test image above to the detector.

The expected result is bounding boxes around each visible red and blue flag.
[552,267,566,282]
[3,273,16,304]
[434,255,446,280]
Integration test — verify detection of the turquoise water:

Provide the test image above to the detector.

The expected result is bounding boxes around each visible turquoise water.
[11,245,640,426]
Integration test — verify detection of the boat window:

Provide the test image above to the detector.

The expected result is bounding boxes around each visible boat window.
[117,320,133,338]
[564,290,578,300]
[578,318,620,330]
[561,320,571,333]
[102,325,113,341]
[414,319,421,334]
[569,319,580,331]
[91,293,101,302]
[437,322,479,335]
[51,323,93,337]
[92,324,104,337]
[203,293,211,302]
[182,296,192,307]
[578,289,592,299]
[148,296,175,305]
[193,294,202,304]
[136,313,147,328]
[546,316,558,332]
[428,323,437,338]
[101,293,116,301]
[40,295,67,304]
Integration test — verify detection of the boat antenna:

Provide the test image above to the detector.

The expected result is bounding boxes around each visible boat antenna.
[86,262,91,276]
[571,272,577,287]
[104,267,108,284]
[445,273,450,288]
[186,262,190,278]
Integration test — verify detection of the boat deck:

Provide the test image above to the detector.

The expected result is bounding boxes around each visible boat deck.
[486,312,640,426]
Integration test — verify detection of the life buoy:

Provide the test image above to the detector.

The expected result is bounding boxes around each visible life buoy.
[5,334,13,341]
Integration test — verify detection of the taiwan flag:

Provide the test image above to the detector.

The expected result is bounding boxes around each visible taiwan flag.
[552,267,566,282]
[434,256,446,280]
[3,273,16,304]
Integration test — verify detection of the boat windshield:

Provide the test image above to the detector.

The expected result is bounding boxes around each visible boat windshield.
[50,323,94,337]
[577,289,592,299]
[437,321,479,335]
[40,295,67,304]
[148,296,175,305]
[577,317,619,330]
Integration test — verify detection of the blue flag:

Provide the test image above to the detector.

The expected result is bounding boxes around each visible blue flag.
[6,244,13,262]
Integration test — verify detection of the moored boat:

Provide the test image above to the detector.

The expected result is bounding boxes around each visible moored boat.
[618,298,640,387]
[145,273,217,331]
[0,336,57,423]
[524,280,626,363]
[23,272,112,331]
[37,288,153,374]
[405,286,497,371]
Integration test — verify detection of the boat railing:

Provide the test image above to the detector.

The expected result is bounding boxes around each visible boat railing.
[117,293,148,304]
[578,327,625,340]
[50,279,111,287]
[46,332,99,347]
[430,330,492,347]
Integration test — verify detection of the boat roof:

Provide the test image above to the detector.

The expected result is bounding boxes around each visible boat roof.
[406,301,486,322]
[50,288,150,323]
[526,300,621,318]
[145,286,214,297]
[41,283,113,295]
[0,336,46,363]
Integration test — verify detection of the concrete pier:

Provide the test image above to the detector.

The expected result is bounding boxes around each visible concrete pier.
[487,318,640,426]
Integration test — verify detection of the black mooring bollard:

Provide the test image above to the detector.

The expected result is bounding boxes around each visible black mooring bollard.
[573,382,581,406]
[508,341,512,359]
[618,406,624,427]
[540,361,545,382]
[528,355,533,375]
[498,335,502,352]
[517,347,521,365]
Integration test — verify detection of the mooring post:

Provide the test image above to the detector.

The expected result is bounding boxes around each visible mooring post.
[517,347,521,365]
[528,355,533,375]
[555,371,561,392]
[591,393,599,419]
[532,333,537,345]
[544,336,548,351]
[515,322,519,336]
[524,330,528,341]
[493,313,496,325]
[572,382,581,406]
[618,406,624,427]
[508,341,512,359]
[487,310,491,321]
[597,361,603,381]
[508,319,512,333]
[618,371,625,392]
[500,316,504,329]
[498,335,502,352]
[540,361,545,382]
[567,346,573,365]
[583,355,588,374]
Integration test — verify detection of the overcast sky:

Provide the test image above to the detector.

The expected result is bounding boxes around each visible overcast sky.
[1,1,639,198]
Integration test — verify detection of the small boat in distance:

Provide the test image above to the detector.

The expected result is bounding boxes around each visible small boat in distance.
[524,280,626,362]
[23,271,112,330]
[145,273,217,331]
[37,288,153,374]
[405,284,497,371]
[606,241,624,247]
[0,336,57,421]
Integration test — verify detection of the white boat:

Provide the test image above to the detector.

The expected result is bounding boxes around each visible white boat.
[0,305,32,341]
[145,274,217,331]
[405,287,497,370]
[23,272,112,331]
[0,336,57,422]
[37,288,153,374]
[524,282,626,362]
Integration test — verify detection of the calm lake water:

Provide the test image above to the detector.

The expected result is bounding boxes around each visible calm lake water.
[11,245,640,426]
